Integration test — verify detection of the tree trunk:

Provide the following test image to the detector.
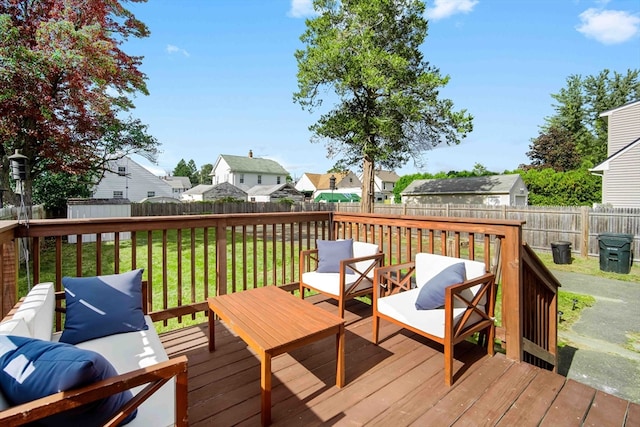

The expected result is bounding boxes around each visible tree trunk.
[360,156,374,213]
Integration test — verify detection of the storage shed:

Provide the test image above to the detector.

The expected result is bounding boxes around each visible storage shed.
[401,174,528,206]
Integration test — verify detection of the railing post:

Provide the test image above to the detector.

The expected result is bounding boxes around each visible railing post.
[216,219,227,296]
[502,225,523,362]
[1,241,18,318]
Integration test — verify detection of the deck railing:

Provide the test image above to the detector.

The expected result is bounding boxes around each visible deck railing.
[0,211,557,368]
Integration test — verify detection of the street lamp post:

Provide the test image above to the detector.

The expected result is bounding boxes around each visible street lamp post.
[329,174,336,202]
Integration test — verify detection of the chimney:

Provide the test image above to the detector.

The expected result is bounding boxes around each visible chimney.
[248,150,253,158]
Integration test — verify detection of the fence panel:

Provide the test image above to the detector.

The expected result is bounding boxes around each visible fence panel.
[336,203,639,263]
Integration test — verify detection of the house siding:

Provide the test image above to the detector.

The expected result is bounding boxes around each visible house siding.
[92,157,174,202]
[600,102,640,208]
[607,103,640,154]
[602,144,640,208]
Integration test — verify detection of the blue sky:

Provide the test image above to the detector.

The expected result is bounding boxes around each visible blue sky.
[124,0,640,180]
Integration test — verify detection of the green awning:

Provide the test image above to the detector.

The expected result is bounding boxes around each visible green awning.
[314,192,361,203]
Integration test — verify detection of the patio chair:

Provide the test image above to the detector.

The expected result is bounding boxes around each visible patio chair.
[372,253,497,385]
[300,239,384,318]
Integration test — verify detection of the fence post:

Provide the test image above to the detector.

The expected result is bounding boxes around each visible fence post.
[581,206,589,258]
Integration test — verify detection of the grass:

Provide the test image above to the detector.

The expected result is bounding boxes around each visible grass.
[535,251,639,283]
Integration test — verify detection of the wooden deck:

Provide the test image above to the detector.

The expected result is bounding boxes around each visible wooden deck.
[159,295,640,426]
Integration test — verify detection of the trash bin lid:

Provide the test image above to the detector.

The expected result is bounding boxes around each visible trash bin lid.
[551,241,571,246]
[597,233,634,241]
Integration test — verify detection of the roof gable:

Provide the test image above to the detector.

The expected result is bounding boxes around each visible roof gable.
[590,136,640,173]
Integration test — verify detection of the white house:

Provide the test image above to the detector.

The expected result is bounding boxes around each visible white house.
[211,151,289,190]
[590,100,640,208]
[92,156,175,202]
[162,176,192,197]
[401,174,528,206]
[358,170,400,204]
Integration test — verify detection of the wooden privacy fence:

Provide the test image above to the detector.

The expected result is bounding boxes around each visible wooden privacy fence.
[336,203,640,262]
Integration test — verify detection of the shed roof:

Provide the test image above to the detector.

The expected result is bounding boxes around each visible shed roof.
[246,183,301,196]
[402,174,523,195]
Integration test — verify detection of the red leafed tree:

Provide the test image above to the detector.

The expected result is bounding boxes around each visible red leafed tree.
[0,0,158,205]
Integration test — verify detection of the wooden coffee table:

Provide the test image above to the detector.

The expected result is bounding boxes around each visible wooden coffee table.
[207,286,345,426]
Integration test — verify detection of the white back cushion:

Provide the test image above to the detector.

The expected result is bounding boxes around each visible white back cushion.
[415,253,486,288]
[12,282,55,341]
[352,241,380,278]
[0,318,31,338]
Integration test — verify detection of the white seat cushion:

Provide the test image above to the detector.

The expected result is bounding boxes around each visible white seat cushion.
[12,282,55,341]
[377,288,484,339]
[302,272,373,296]
[53,316,175,427]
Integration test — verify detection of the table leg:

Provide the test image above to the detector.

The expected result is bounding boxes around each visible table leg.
[336,324,345,388]
[261,352,272,426]
[208,309,215,352]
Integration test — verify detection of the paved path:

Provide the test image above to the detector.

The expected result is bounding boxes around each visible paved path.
[551,270,640,403]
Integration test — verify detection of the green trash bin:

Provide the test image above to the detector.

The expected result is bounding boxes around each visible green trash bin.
[597,233,634,274]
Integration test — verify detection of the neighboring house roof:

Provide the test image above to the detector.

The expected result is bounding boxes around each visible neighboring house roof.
[599,99,640,118]
[184,182,247,199]
[216,154,289,175]
[314,192,361,202]
[402,174,523,195]
[163,176,192,189]
[246,183,302,197]
[590,137,640,174]
[140,196,181,203]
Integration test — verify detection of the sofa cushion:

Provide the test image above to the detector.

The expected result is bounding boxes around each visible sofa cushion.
[69,316,175,427]
[60,269,148,345]
[12,282,55,341]
[316,239,353,273]
[0,335,136,426]
[415,263,466,310]
[378,288,484,339]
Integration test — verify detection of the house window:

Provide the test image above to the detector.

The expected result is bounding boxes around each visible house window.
[258,175,262,184]
[277,176,281,184]
[113,191,123,199]
[117,166,126,176]
[147,191,155,198]
[349,178,353,183]
[240,174,244,184]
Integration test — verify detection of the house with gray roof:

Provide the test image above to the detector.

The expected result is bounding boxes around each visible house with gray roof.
[212,150,289,191]
[180,182,247,202]
[246,183,304,202]
[401,174,528,206]
[162,176,192,197]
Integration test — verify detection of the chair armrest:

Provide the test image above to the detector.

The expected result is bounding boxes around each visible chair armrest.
[373,261,416,298]
[339,252,384,274]
[300,248,319,275]
[0,355,189,427]
[444,272,497,340]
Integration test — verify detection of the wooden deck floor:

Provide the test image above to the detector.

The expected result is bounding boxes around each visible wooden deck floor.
[159,295,640,426]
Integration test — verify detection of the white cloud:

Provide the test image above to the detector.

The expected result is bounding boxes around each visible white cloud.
[425,0,478,21]
[576,8,640,44]
[166,44,190,57]
[288,0,315,18]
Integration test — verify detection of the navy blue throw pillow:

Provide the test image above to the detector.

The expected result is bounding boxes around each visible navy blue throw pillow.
[60,269,148,345]
[0,335,136,426]
[415,263,466,310]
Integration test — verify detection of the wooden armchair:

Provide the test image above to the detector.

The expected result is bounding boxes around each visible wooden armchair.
[372,253,497,385]
[300,240,384,318]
